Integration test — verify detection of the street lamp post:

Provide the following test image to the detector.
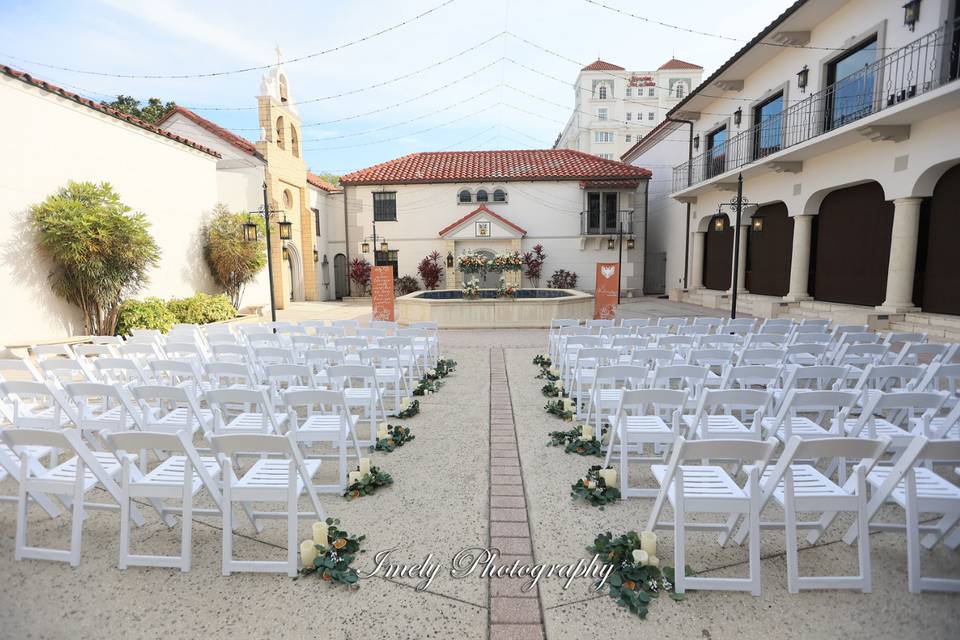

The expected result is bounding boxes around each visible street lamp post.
[716,173,751,320]
[242,182,289,324]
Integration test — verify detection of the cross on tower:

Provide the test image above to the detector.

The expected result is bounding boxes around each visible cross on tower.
[274,45,283,67]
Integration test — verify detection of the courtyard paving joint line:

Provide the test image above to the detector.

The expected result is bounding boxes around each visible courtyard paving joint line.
[488,348,547,640]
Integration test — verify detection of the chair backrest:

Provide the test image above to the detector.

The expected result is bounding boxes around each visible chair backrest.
[783,343,828,365]
[630,348,675,369]
[784,365,850,391]
[695,389,772,424]
[593,365,649,389]
[211,344,251,364]
[745,333,789,349]
[884,331,926,345]
[586,319,615,330]
[850,391,949,438]
[618,388,688,415]
[687,348,736,369]
[263,363,315,391]
[658,317,687,331]
[738,348,787,366]
[793,324,828,336]
[852,364,925,393]
[360,347,401,367]
[205,361,258,388]
[30,343,77,361]
[132,384,208,432]
[918,362,960,397]
[894,342,949,366]
[651,364,708,393]
[73,344,116,360]
[720,365,782,390]
[768,389,859,439]
[678,325,711,336]
[611,336,648,352]
[574,348,619,370]
[253,346,297,365]
[759,325,792,336]
[64,382,139,431]
[39,359,96,386]
[634,326,670,340]
[304,349,346,371]
[326,365,377,388]
[300,320,327,333]
[0,380,77,427]
[313,326,346,339]
[833,343,889,366]
[370,320,398,333]
[357,328,387,341]
[620,318,650,330]
[699,335,743,349]
[0,358,43,383]
[247,332,283,348]
[149,359,202,386]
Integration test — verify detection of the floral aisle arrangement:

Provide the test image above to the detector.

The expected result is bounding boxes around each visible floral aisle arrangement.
[298,518,366,587]
[413,376,444,396]
[435,358,457,377]
[571,465,621,508]
[374,424,415,452]
[544,397,575,421]
[344,457,393,499]
[462,277,482,300]
[541,379,563,397]
[397,398,420,419]
[497,276,518,298]
[547,424,604,455]
[587,531,686,618]
[532,354,551,367]
[492,251,523,272]
[535,363,560,382]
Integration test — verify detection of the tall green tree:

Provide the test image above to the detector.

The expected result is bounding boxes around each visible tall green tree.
[103,95,176,123]
[29,181,161,335]
[202,204,266,309]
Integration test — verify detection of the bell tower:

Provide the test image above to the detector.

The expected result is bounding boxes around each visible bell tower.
[256,59,316,307]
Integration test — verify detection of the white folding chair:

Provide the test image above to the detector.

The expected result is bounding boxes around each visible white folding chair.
[583,364,648,433]
[284,389,364,494]
[326,365,386,445]
[1,428,146,566]
[130,385,213,441]
[0,380,77,430]
[94,357,152,388]
[684,388,771,441]
[206,388,287,436]
[0,437,62,517]
[646,437,778,595]
[0,358,43,383]
[762,389,858,443]
[650,364,708,412]
[361,347,411,415]
[211,432,325,576]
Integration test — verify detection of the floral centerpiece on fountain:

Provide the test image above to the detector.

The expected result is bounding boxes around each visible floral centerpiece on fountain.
[462,277,482,300]
[497,276,518,298]
[457,251,490,275]
[492,251,523,272]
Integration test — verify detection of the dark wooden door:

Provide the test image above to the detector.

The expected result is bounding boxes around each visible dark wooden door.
[813,182,893,307]
[333,253,348,299]
[921,164,960,315]
[747,202,793,297]
[703,216,733,291]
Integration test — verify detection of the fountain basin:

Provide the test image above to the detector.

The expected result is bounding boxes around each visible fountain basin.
[396,288,593,329]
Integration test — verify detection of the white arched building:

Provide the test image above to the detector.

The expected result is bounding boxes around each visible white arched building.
[624,0,960,339]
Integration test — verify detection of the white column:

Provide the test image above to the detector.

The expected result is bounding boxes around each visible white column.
[729,222,749,293]
[784,214,813,302]
[689,231,705,289]
[879,197,923,312]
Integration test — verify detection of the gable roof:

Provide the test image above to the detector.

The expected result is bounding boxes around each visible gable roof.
[307,172,341,193]
[1,65,220,158]
[658,58,703,70]
[438,204,527,238]
[156,106,262,160]
[340,150,651,186]
[581,59,625,72]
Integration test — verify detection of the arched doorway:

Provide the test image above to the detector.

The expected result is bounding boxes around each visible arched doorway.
[703,214,733,291]
[477,249,499,289]
[282,241,305,302]
[812,182,893,306]
[920,163,960,314]
[333,253,348,299]
[747,202,793,296]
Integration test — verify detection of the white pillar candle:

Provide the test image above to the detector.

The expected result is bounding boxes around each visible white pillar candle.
[640,531,657,557]
[563,398,574,412]
[300,539,318,567]
[312,521,327,545]
[358,458,371,476]
[377,426,389,439]
[348,471,362,485]
[647,555,659,568]
[584,479,595,489]
[580,425,594,440]
[401,397,410,410]
[598,468,616,487]
[631,549,648,566]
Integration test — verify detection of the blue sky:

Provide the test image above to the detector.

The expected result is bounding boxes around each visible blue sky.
[2,0,795,175]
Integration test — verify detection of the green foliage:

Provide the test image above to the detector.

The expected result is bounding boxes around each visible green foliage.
[532,354,552,367]
[115,298,175,336]
[542,380,562,397]
[413,376,444,396]
[544,399,574,421]
[344,466,394,499]
[587,531,687,618]
[397,399,420,419]
[373,424,415,452]
[395,275,421,296]
[202,204,266,308]
[29,181,160,335]
[435,358,457,377]
[314,172,341,187]
[102,95,176,123]
[571,465,621,507]
[298,517,366,587]
[167,293,236,325]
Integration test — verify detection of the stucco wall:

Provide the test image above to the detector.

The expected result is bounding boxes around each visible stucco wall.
[0,75,223,345]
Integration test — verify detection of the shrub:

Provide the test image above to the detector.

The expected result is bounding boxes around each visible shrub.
[115,298,175,336]
[167,293,236,325]
[523,244,547,287]
[202,204,266,309]
[349,258,372,295]
[548,269,578,289]
[395,275,421,296]
[29,181,160,335]
[417,251,444,290]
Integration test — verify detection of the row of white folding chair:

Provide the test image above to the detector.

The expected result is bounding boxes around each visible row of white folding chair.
[2,426,326,575]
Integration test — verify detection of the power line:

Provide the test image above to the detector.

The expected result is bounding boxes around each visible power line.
[0,0,457,79]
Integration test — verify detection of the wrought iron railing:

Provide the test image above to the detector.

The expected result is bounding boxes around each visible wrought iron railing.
[672,19,960,192]
[579,209,634,235]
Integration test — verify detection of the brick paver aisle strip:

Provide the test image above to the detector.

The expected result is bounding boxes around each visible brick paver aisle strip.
[488,349,546,640]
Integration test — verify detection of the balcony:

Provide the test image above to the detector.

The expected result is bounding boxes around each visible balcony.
[673,18,960,193]
[579,209,633,235]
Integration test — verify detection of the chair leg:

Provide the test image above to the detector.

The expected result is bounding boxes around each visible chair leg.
[618,433,628,496]
[14,464,28,562]
[748,478,761,596]
[287,465,298,578]
[119,469,131,570]
[69,464,85,568]
[784,472,799,594]
[222,480,233,576]
[674,506,685,595]
[905,471,921,594]
[920,513,960,550]
[181,479,193,573]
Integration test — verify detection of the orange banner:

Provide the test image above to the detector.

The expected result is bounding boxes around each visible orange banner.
[593,262,619,320]
[371,266,395,322]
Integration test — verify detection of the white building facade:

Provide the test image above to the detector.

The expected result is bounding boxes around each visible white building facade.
[628,0,960,336]
[339,150,650,295]
[556,58,703,160]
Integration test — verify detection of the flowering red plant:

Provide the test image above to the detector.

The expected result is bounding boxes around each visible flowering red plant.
[417,251,443,290]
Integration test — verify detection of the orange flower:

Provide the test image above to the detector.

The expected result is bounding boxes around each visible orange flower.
[351,490,360,498]
[322,572,332,581]
[623,580,637,590]
[333,538,347,549]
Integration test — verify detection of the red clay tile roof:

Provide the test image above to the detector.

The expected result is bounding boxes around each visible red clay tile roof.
[580,178,641,189]
[0,65,220,158]
[658,58,703,70]
[581,59,625,72]
[307,172,341,193]
[438,204,526,237]
[156,106,262,160]
[341,150,651,186]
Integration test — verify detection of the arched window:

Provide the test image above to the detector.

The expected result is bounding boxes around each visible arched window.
[598,85,608,99]
[493,189,507,202]
[276,116,285,149]
[290,126,299,157]
[282,189,293,209]
[476,189,488,202]
[458,189,472,203]
[279,75,289,103]
[675,83,685,99]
